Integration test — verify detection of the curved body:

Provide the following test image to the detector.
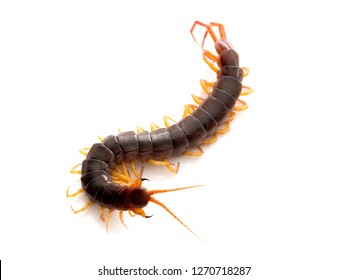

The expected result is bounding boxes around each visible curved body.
[81,41,244,210]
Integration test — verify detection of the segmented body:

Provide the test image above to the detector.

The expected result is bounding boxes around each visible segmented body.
[81,37,244,210]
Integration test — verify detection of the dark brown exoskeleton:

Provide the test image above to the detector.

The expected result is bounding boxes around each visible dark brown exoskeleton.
[67,21,252,238]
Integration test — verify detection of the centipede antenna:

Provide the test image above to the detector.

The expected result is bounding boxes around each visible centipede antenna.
[148,185,203,196]
[149,197,203,241]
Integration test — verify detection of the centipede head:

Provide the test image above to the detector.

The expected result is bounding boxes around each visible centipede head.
[129,187,150,209]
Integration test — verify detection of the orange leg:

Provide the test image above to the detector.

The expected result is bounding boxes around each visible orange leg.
[70,200,94,214]
[226,111,236,122]
[100,207,105,222]
[130,161,143,179]
[200,79,215,94]
[128,210,136,217]
[147,159,180,174]
[191,94,204,105]
[182,104,198,118]
[242,67,250,77]
[216,122,231,134]
[190,21,226,49]
[202,50,219,73]
[119,211,128,229]
[66,187,84,197]
[241,85,254,96]
[184,146,204,156]
[150,122,160,131]
[105,209,114,232]
[234,99,248,111]
[79,147,90,156]
[70,163,81,174]
[202,133,217,145]
[163,115,177,128]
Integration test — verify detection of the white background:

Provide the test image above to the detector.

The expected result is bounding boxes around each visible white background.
[1,0,346,279]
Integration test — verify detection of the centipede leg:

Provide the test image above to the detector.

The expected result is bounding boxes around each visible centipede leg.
[190,21,219,49]
[234,99,248,111]
[79,147,90,156]
[128,210,136,217]
[202,50,219,73]
[119,210,128,229]
[70,163,81,174]
[202,133,217,145]
[137,126,146,133]
[147,159,180,173]
[191,94,204,105]
[242,67,250,77]
[241,85,254,96]
[120,162,130,178]
[100,207,105,222]
[216,121,230,134]
[105,209,114,232]
[200,79,215,94]
[163,115,177,128]
[70,200,94,214]
[130,161,143,179]
[226,111,236,122]
[184,146,204,156]
[182,104,198,118]
[150,122,161,131]
[66,187,84,197]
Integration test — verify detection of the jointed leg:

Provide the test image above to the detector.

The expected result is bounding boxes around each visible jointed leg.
[130,161,143,179]
[100,207,105,222]
[200,79,215,94]
[182,104,197,118]
[66,187,84,197]
[191,94,204,105]
[202,133,217,145]
[163,115,177,128]
[234,99,248,111]
[150,122,160,131]
[190,21,226,49]
[105,209,114,232]
[216,121,230,134]
[202,50,219,73]
[70,200,94,214]
[241,85,254,96]
[79,147,90,156]
[70,163,81,174]
[119,210,128,229]
[184,146,204,156]
[147,158,180,173]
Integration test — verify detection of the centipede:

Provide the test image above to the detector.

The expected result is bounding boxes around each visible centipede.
[67,21,252,238]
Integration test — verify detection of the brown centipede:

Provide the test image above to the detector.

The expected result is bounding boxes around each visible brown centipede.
[67,21,252,237]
